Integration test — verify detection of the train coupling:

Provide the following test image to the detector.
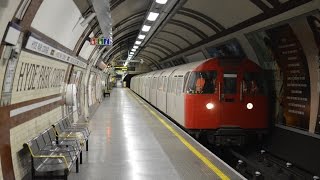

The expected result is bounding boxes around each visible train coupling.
[208,127,246,146]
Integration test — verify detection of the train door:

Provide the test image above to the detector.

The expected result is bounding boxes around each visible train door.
[150,76,158,106]
[156,72,165,109]
[145,77,151,101]
[220,72,241,125]
[157,75,168,113]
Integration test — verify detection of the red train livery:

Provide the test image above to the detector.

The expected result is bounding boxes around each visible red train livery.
[131,58,269,146]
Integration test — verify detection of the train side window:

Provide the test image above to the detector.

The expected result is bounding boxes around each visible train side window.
[177,77,184,94]
[168,78,172,93]
[163,77,168,92]
[172,77,177,94]
[158,77,163,91]
[152,77,157,89]
[148,78,151,88]
[183,72,190,92]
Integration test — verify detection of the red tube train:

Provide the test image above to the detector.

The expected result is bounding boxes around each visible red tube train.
[131,58,268,146]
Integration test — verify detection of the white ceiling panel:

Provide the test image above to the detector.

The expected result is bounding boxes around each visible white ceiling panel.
[183,0,263,28]
[31,0,87,50]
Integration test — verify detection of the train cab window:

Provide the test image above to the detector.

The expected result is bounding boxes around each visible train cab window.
[243,72,265,95]
[223,73,237,94]
[186,71,217,94]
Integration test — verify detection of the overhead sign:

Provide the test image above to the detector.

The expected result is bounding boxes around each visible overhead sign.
[90,37,112,46]
[114,66,135,71]
[25,36,87,68]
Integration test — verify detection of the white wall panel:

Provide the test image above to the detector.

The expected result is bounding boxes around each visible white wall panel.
[0,0,20,43]
[79,33,95,60]
[31,0,87,50]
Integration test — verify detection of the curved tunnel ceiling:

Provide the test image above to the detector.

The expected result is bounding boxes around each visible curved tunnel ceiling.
[107,0,152,63]
[95,0,310,69]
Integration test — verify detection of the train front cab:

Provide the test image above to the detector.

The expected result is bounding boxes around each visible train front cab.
[185,59,268,146]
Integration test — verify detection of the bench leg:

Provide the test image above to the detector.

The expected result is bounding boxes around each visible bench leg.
[86,139,88,151]
[31,158,35,180]
[76,158,79,173]
[64,169,68,180]
[80,151,82,164]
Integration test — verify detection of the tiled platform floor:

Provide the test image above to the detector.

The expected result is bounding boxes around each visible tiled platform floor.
[69,88,245,180]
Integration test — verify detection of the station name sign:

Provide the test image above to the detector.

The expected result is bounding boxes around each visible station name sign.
[25,36,87,69]
[90,37,112,46]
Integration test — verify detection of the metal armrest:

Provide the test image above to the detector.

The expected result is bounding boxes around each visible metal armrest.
[33,155,68,169]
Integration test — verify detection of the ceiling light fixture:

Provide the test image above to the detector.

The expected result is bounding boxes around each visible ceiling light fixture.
[130,52,134,55]
[135,41,142,45]
[138,35,146,40]
[132,49,136,52]
[156,0,167,4]
[133,46,139,49]
[142,25,151,32]
[147,12,159,21]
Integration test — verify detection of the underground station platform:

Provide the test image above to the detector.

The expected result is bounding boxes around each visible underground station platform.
[68,88,245,180]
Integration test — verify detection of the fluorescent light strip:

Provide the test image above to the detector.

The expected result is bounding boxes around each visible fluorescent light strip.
[147,12,159,21]
[138,35,146,40]
[156,0,167,4]
[131,49,136,52]
[135,41,142,45]
[133,46,138,49]
[142,25,151,32]
[130,52,134,55]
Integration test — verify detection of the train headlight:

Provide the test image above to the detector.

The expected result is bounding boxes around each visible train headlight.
[247,103,253,110]
[206,103,214,110]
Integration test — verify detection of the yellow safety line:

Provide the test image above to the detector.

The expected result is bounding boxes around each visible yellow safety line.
[128,91,230,180]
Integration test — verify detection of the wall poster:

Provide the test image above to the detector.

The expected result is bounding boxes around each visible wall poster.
[246,16,313,131]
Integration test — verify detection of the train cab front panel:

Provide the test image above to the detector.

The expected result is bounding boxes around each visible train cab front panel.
[219,70,268,129]
[184,66,221,129]
[184,58,269,133]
